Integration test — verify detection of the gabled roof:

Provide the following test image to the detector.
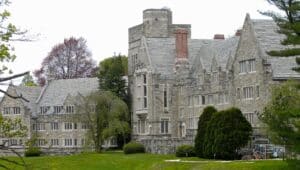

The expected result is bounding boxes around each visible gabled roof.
[14,85,41,112]
[145,37,239,77]
[36,77,99,106]
[251,19,300,79]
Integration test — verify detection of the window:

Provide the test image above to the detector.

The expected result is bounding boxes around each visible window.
[212,72,218,82]
[37,139,46,146]
[82,123,89,130]
[50,122,59,130]
[143,86,147,96]
[239,59,256,73]
[33,123,45,131]
[81,138,86,146]
[208,95,213,104]
[188,96,192,106]
[40,106,50,114]
[64,139,72,146]
[256,85,260,98]
[3,107,10,115]
[143,74,147,84]
[194,95,200,106]
[74,139,77,146]
[53,106,63,114]
[237,88,241,99]
[64,122,73,130]
[160,119,169,134]
[66,106,74,114]
[74,123,77,130]
[143,97,147,108]
[244,113,254,124]
[248,59,256,72]
[12,107,20,114]
[138,119,146,134]
[164,85,168,108]
[9,139,18,146]
[51,139,59,146]
[218,93,225,104]
[225,93,229,103]
[201,95,206,105]
[243,87,254,99]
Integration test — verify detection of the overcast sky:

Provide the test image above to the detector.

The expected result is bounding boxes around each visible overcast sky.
[4,0,279,85]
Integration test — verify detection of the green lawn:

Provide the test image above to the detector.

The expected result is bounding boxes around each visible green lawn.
[0,152,295,170]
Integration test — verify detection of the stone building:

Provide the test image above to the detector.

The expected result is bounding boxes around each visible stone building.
[128,8,300,154]
[0,78,117,155]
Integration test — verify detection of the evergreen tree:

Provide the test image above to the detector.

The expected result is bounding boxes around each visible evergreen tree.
[194,106,217,158]
[260,0,300,71]
[203,108,252,160]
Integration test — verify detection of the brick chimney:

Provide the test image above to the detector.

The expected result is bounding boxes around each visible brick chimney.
[235,29,242,36]
[213,34,225,40]
[175,29,188,61]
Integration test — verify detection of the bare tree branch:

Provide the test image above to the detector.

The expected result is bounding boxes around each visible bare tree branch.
[0,89,29,102]
[0,71,29,82]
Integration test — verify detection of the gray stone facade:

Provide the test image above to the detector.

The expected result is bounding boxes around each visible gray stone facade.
[128,9,300,153]
[0,78,117,155]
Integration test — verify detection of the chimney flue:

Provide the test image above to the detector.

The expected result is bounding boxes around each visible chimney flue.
[213,34,225,40]
[175,29,188,61]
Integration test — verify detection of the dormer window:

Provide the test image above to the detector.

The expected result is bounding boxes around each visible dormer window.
[66,106,74,114]
[54,106,63,114]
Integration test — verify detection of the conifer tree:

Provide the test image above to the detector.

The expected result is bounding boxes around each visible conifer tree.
[260,0,300,71]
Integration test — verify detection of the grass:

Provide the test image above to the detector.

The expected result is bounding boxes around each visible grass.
[0,151,296,170]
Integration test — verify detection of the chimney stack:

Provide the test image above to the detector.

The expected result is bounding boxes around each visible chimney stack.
[175,29,188,61]
[213,34,225,40]
[235,29,242,36]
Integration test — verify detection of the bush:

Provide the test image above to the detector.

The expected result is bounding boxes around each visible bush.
[176,145,195,157]
[194,106,217,158]
[203,107,252,160]
[25,147,41,157]
[123,141,145,154]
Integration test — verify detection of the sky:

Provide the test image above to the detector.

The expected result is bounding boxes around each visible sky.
[4,0,279,85]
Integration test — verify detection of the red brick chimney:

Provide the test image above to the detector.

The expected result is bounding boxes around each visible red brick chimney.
[175,29,188,60]
[235,29,242,36]
[213,34,225,40]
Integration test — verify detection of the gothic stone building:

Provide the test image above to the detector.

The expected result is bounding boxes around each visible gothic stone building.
[0,78,117,155]
[128,8,300,154]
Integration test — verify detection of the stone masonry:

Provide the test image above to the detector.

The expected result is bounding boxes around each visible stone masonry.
[128,8,300,154]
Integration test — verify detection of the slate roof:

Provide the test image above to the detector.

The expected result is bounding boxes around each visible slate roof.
[252,19,300,79]
[14,85,41,112]
[146,36,239,77]
[36,78,99,106]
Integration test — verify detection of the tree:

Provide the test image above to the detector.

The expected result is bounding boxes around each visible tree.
[21,73,37,86]
[260,1,300,159]
[260,0,300,71]
[76,91,130,152]
[260,81,300,155]
[0,114,27,169]
[203,108,252,160]
[34,37,97,86]
[98,55,128,102]
[98,55,130,148]
[194,106,217,158]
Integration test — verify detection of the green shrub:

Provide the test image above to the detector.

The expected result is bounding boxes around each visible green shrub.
[123,141,145,154]
[25,147,41,157]
[176,145,195,157]
[194,106,217,158]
